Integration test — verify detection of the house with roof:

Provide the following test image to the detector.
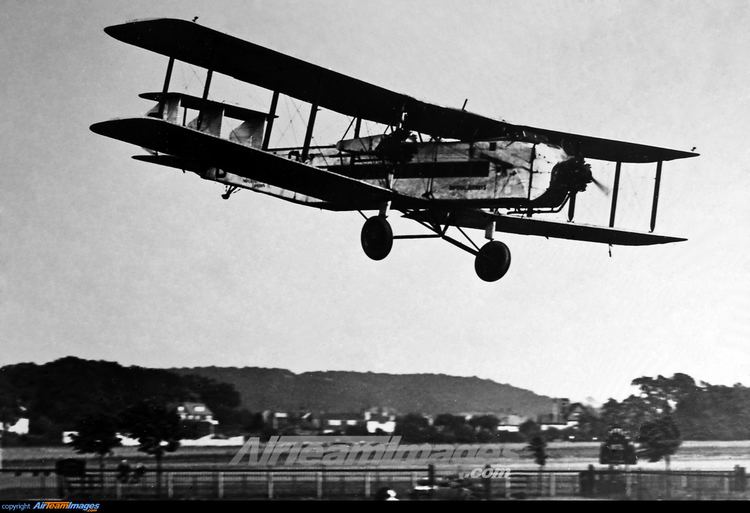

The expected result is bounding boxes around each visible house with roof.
[496,414,525,432]
[319,413,364,434]
[176,402,219,436]
[364,408,396,434]
[538,398,581,431]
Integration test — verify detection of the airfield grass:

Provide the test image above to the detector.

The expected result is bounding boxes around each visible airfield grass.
[5,441,750,471]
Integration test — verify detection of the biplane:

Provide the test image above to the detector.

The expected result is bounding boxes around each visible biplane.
[91,18,698,282]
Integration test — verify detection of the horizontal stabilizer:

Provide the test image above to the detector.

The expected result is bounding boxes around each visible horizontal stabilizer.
[140,92,272,122]
[404,210,686,246]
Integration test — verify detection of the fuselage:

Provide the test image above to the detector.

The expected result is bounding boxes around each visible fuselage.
[206,138,576,211]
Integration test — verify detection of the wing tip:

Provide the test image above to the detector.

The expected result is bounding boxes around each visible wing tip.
[104,18,188,40]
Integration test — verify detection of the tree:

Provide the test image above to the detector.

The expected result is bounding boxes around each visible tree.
[600,396,650,434]
[545,427,561,442]
[69,413,121,483]
[434,414,465,429]
[120,399,181,496]
[469,415,499,432]
[572,405,608,441]
[631,373,697,415]
[637,416,681,470]
[526,435,548,493]
[518,419,539,439]
[394,413,432,443]
[527,435,548,468]
[0,377,22,470]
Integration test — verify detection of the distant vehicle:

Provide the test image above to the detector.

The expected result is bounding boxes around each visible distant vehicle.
[599,428,637,465]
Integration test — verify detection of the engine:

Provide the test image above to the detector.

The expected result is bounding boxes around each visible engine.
[549,156,594,194]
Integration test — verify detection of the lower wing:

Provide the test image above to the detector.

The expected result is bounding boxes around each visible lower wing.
[91,117,414,209]
[404,209,686,246]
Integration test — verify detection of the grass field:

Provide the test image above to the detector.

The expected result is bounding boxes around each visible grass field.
[4,441,750,471]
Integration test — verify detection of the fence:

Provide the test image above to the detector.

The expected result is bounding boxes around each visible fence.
[0,466,747,500]
[0,467,424,500]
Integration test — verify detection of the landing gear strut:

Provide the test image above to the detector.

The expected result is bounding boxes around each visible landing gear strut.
[361,216,393,260]
[359,213,512,282]
[474,241,511,282]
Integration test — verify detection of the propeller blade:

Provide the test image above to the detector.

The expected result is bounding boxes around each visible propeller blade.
[592,177,610,195]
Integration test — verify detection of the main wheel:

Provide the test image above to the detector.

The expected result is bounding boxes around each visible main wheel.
[474,240,511,282]
[361,216,393,260]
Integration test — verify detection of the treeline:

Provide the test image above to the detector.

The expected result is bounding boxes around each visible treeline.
[4,358,750,444]
[580,373,750,440]
[394,412,528,444]
[0,357,243,444]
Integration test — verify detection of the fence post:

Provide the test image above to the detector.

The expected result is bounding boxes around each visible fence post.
[724,476,731,495]
[167,472,173,499]
[411,471,417,488]
[267,471,274,499]
[364,472,371,498]
[504,474,510,498]
[697,473,702,500]
[217,471,224,499]
[549,473,555,497]
[316,471,323,499]
[666,472,671,499]
[735,465,747,493]
[636,472,642,500]
[115,480,122,499]
[625,472,632,498]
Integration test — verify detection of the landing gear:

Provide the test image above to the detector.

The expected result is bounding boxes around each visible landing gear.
[474,241,511,282]
[361,216,393,260]
[360,212,511,282]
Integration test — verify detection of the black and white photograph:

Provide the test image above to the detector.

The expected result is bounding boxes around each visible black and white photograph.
[1,0,749,504]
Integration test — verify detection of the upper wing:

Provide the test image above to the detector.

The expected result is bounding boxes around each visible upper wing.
[104,18,698,163]
[404,209,686,246]
[91,117,403,208]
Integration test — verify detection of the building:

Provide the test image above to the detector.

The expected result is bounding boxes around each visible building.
[262,411,293,431]
[364,408,396,434]
[496,414,525,433]
[319,413,364,434]
[177,402,216,423]
[4,417,29,435]
[538,398,581,431]
[176,402,219,435]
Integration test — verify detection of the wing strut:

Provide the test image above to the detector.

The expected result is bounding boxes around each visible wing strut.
[567,192,577,222]
[608,161,622,228]
[196,69,214,131]
[302,101,319,162]
[526,145,537,217]
[157,57,175,119]
[650,161,663,232]
[261,90,280,150]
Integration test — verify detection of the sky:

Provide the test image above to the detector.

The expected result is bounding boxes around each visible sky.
[2,0,750,406]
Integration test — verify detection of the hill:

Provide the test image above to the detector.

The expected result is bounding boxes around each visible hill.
[171,367,555,417]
